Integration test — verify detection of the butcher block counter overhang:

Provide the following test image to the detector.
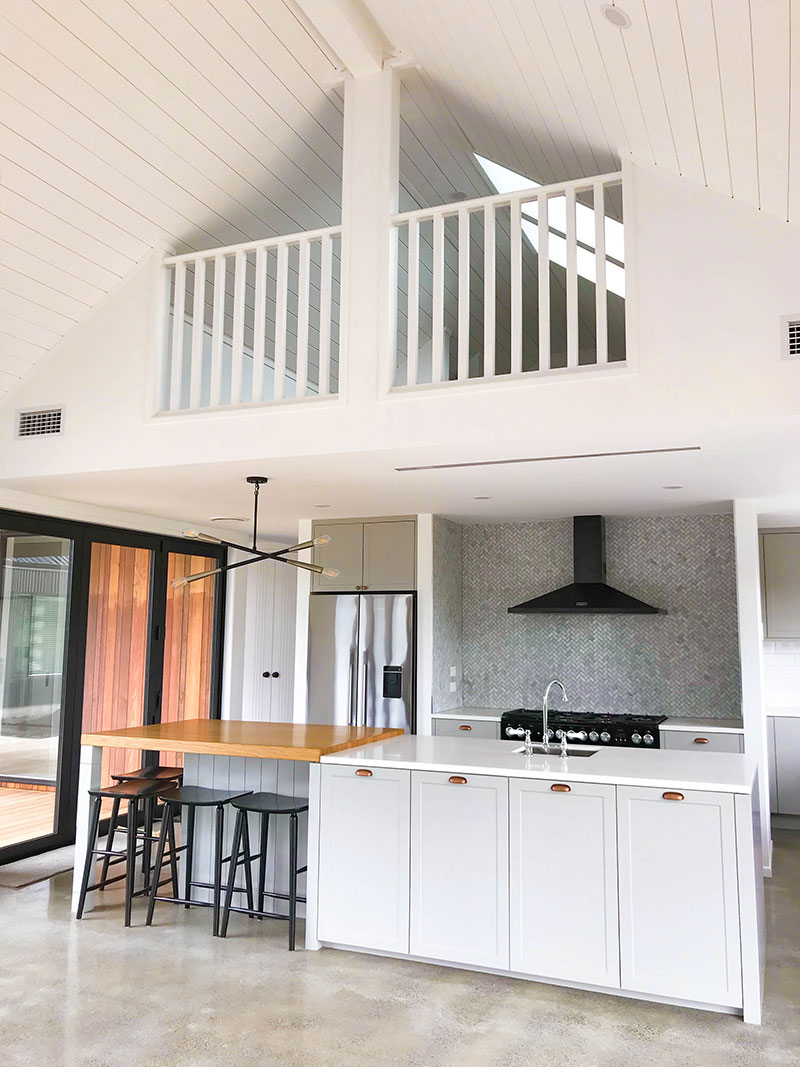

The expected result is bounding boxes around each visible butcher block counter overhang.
[80,719,405,762]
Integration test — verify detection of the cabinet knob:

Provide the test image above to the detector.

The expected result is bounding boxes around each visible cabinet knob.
[449,775,467,785]
[693,737,709,744]
[355,768,373,777]
[272,672,280,678]
[262,671,271,678]
[662,791,685,801]
[458,724,472,731]
[550,783,571,793]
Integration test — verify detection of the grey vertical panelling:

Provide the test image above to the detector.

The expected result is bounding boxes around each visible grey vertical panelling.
[461,514,742,718]
[432,516,464,712]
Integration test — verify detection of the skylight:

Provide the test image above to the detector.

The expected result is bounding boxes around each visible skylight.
[474,154,625,297]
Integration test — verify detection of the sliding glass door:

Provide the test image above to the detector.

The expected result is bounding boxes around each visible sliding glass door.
[0,528,75,853]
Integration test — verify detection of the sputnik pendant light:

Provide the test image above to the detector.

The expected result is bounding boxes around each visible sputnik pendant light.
[172,476,340,588]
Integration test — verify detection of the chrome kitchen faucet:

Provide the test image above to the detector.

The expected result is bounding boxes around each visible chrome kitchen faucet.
[541,679,568,754]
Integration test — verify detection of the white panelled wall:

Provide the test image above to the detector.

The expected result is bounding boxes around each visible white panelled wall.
[221,547,297,722]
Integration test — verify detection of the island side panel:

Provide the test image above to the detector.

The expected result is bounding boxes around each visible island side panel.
[735,786,765,1025]
[305,763,322,950]
[71,744,103,914]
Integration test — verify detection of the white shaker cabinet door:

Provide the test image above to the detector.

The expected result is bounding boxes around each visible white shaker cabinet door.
[410,771,509,969]
[617,786,742,1007]
[509,779,620,987]
[774,715,800,815]
[317,765,410,953]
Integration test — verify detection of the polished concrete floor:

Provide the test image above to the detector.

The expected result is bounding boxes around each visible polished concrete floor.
[1,831,798,1067]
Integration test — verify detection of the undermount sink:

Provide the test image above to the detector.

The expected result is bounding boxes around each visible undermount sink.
[511,744,597,758]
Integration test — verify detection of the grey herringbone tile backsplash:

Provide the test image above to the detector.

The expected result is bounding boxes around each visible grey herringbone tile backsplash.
[453,515,741,718]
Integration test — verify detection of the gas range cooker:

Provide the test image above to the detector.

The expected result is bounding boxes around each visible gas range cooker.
[500,709,667,748]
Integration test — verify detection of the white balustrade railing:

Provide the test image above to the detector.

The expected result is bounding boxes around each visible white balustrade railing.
[160,225,342,413]
[390,172,626,389]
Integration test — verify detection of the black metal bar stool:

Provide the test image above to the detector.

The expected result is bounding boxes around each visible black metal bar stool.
[219,792,309,950]
[105,766,184,886]
[146,786,252,936]
[76,778,179,927]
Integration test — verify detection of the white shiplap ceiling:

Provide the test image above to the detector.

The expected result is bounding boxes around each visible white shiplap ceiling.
[1,0,798,403]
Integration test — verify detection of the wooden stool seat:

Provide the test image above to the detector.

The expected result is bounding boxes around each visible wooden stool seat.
[111,766,183,782]
[231,792,309,816]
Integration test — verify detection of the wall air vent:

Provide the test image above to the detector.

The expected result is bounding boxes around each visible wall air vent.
[17,407,63,438]
[781,316,800,360]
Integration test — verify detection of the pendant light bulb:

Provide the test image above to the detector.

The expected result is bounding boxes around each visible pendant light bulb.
[313,535,332,546]
[322,568,340,579]
[171,576,189,588]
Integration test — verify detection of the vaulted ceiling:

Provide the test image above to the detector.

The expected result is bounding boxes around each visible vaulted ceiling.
[1,0,797,404]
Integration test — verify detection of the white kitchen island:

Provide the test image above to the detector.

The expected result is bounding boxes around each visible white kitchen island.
[306,736,765,1024]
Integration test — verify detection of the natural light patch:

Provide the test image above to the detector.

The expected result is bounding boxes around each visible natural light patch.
[474,154,625,297]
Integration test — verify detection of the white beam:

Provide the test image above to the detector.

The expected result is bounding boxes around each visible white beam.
[293,0,388,76]
[733,499,772,876]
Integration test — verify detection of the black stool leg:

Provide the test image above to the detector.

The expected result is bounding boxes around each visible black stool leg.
[240,812,255,918]
[165,803,180,898]
[183,803,195,909]
[76,796,102,920]
[219,809,244,938]
[212,802,225,937]
[146,804,170,926]
[124,797,138,928]
[142,795,154,888]
[99,797,121,887]
[288,811,298,951]
[257,812,269,919]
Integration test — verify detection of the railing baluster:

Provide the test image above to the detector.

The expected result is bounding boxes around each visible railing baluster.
[566,186,578,369]
[296,238,310,398]
[318,233,332,396]
[537,193,550,372]
[230,249,246,404]
[252,245,267,403]
[169,261,185,411]
[483,202,495,378]
[432,213,444,383]
[458,207,470,380]
[594,181,608,365]
[407,218,419,387]
[274,242,288,401]
[510,198,522,376]
[210,256,225,407]
[189,258,205,410]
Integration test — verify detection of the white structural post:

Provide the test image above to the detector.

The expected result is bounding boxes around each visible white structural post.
[733,499,772,875]
[71,744,103,914]
[292,519,314,724]
[416,513,433,736]
[340,62,400,404]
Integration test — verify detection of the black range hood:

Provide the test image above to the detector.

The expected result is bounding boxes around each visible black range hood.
[508,515,664,615]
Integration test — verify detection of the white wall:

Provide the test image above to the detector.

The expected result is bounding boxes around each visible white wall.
[762,640,800,710]
[2,162,800,486]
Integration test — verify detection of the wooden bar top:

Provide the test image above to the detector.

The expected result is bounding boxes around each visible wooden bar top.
[81,719,405,763]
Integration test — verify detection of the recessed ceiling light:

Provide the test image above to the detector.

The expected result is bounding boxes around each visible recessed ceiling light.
[602,5,632,29]
[314,504,331,508]
[450,191,468,201]
[474,495,492,500]
[209,516,246,523]
[662,485,683,490]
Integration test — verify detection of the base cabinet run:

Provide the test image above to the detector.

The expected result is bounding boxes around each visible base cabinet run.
[411,771,508,969]
[316,767,748,1014]
[509,779,619,987]
[617,786,742,1007]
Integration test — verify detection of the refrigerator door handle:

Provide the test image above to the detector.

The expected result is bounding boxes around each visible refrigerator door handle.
[361,650,369,728]
[348,648,357,727]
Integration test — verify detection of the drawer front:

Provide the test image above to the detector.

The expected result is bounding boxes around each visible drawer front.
[432,718,500,740]
[662,730,743,754]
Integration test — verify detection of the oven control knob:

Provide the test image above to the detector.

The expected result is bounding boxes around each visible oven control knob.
[643,733,654,745]
[505,727,525,738]
[631,732,642,744]
[588,730,599,742]
[600,731,611,743]
[554,729,566,740]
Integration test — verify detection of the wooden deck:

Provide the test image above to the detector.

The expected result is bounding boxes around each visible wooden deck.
[0,786,56,848]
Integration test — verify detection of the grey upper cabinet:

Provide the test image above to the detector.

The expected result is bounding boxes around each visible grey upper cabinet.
[312,519,416,592]
[761,532,800,638]
[312,523,364,592]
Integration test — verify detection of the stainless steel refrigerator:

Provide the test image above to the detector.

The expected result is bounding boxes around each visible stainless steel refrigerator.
[307,593,415,731]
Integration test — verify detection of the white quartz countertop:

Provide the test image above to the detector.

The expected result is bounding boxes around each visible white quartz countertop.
[661,717,744,733]
[431,707,506,721]
[322,735,756,794]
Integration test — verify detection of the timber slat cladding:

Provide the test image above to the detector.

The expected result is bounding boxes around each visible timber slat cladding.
[81,719,405,762]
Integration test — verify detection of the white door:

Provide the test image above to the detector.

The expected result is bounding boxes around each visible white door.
[509,779,619,987]
[774,715,800,815]
[317,764,410,953]
[410,770,509,969]
[617,785,742,1007]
